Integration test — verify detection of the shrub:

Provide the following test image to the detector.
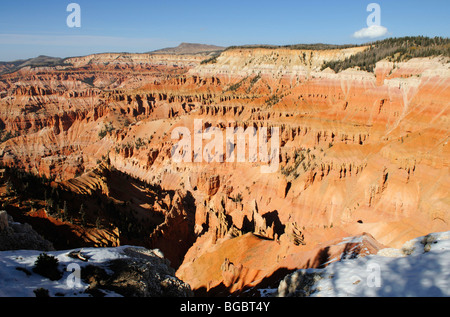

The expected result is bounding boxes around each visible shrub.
[33,288,50,297]
[265,94,280,107]
[231,193,243,204]
[226,77,248,92]
[200,56,218,64]
[33,253,62,281]
[98,122,115,139]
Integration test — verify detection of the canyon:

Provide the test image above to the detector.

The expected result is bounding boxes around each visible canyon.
[0,43,449,296]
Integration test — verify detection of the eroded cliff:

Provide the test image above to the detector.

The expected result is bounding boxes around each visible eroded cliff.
[0,45,448,295]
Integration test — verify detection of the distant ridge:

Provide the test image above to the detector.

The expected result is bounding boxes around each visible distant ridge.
[0,55,64,75]
[1,37,447,75]
[226,43,360,50]
[149,42,225,55]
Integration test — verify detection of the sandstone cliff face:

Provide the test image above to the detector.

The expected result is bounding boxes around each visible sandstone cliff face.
[193,46,368,78]
[0,48,448,295]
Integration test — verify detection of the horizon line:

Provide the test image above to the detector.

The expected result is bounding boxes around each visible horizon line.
[1,35,448,62]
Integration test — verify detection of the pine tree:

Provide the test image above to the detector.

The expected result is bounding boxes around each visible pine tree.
[5,179,13,196]
[95,217,101,229]
[79,203,86,226]
[62,201,68,221]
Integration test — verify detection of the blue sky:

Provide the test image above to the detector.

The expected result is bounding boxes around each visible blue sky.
[0,0,448,61]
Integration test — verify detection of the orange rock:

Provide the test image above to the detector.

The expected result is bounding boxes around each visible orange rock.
[0,49,448,295]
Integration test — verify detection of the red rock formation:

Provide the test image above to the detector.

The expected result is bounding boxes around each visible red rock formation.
[0,48,448,294]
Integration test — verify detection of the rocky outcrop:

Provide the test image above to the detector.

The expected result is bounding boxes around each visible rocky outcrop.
[0,211,54,251]
[147,191,197,269]
[83,247,193,297]
[176,232,385,296]
[0,210,7,231]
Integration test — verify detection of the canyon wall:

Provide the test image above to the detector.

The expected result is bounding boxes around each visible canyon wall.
[0,47,448,295]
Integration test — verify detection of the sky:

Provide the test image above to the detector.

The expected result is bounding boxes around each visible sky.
[0,0,449,61]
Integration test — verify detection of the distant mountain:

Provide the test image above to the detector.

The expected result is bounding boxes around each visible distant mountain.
[0,43,226,74]
[0,55,65,75]
[149,42,225,55]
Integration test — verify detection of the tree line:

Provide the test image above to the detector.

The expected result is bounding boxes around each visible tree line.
[321,36,450,73]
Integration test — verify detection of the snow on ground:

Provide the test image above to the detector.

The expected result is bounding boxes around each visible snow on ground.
[268,231,450,297]
[2,232,449,297]
[0,246,139,297]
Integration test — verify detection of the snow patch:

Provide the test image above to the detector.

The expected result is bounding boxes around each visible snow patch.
[0,245,147,297]
[271,231,450,297]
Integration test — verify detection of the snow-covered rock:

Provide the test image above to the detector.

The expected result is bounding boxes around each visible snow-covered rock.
[0,245,193,297]
[273,231,450,297]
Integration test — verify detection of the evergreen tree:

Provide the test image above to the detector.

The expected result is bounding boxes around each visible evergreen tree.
[79,203,86,226]
[62,201,68,221]
[95,217,101,229]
